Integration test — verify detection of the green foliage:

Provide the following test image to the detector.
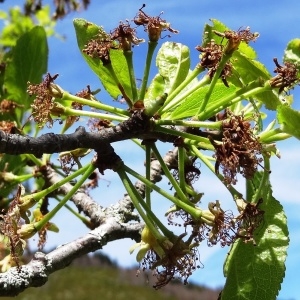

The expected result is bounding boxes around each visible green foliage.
[0,6,56,48]
[0,4,300,300]
[277,105,300,139]
[73,19,133,100]
[4,26,48,109]
[222,172,289,299]
[156,42,190,94]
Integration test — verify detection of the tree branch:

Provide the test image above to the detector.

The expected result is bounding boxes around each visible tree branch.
[0,111,175,156]
[0,205,143,296]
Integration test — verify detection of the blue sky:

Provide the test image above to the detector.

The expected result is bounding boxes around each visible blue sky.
[1,1,300,299]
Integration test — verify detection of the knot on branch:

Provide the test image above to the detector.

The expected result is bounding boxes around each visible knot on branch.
[119,110,151,134]
[93,144,123,174]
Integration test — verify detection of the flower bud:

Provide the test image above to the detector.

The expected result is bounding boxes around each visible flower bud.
[18,223,37,239]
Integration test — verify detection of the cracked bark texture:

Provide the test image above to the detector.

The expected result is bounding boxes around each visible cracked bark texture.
[0,111,182,296]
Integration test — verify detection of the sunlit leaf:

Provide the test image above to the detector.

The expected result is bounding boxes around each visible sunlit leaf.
[156,42,190,94]
[170,82,237,119]
[4,26,48,109]
[144,73,165,108]
[284,38,300,73]
[277,104,300,139]
[222,173,289,300]
[73,18,132,100]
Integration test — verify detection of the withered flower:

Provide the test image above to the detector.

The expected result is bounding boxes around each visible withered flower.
[196,40,223,69]
[196,40,232,86]
[130,227,200,288]
[83,39,112,64]
[211,112,263,185]
[82,31,117,65]
[0,100,23,114]
[111,21,144,51]
[213,26,259,54]
[270,58,299,94]
[87,118,112,132]
[28,73,63,128]
[235,198,264,245]
[206,201,236,247]
[0,186,25,269]
[134,4,179,42]
[0,121,18,134]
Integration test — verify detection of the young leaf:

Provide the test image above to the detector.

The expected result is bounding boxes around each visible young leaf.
[144,73,165,109]
[170,82,237,119]
[277,104,300,139]
[230,51,280,110]
[73,18,132,100]
[222,174,289,300]
[4,26,48,109]
[156,42,190,94]
[284,38,300,71]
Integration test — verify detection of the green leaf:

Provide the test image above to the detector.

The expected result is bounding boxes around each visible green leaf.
[201,19,281,110]
[170,82,237,119]
[284,38,300,71]
[156,42,190,94]
[0,154,27,198]
[4,26,48,109]
[277,104,300,139]
[230,51,280,110]
[222,174,289,300]
[144,73,165,107]
[73,18,132,100]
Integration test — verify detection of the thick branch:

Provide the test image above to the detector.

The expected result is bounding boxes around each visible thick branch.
[0,112,174,156]
[0,208,142,296]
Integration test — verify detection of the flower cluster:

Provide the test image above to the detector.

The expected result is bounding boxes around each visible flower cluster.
[270,58,299,94]
[213,26,259,54]
[27,73,63,128]
[83,4,178,64]
[133,195,264,288]
[167,198,264,249]
[130,227,201,288]
[134,4,178,42]
[211,111,263,185]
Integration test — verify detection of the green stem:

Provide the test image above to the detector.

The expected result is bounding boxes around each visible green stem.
[189,145,242,199]
[34,164,95,231]
[124,50,138,103]
[150,142,189,204]
[61,105,128,122]
[184,138,215,151]
[123,165,200,219]
[154,125,213,149]
[54,196,92,228]
[21,164,90,206]
[197,80,272,121]
[259,128,291,143]
[61,92,130,117]
[145,143,151,210]
[144,93,168,117]
[105,63,133,107]
[196,53,232,117]
[251,154,270,203]
[24,154,43,167]
[139,41,158,100]
[155,119,222,129]
[117,168,165,240]
[160,66,207,114]
[178,147,187,194]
